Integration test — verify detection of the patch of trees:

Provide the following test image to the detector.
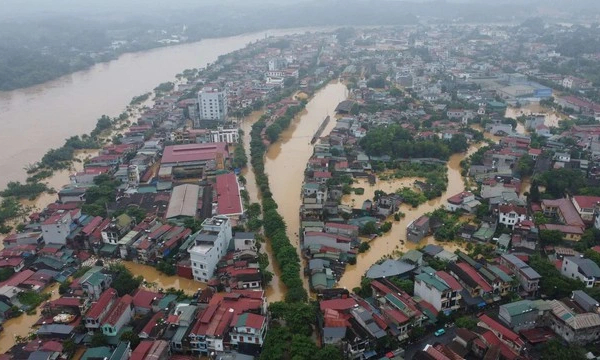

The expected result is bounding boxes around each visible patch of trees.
[265,104,305,143]
[537,168,598,198]
[360,124,468,160]
[0,181,50,200]
[107,263,143,297]
[154,82,174,93]
[232,132,248,169]
[0,197,31,234]
[81,174,121,217]
[130,93,151,105]
[250,112,308,303]
[528,254,584,298]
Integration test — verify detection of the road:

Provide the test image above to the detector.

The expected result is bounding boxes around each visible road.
[402,326,456,359]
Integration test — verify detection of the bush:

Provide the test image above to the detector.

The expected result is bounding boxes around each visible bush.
[358,242,371,253]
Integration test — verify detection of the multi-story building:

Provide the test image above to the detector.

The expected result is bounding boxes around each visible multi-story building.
[498,204,527,229]
[229,313,268,348]
[188,216,232,282]
[414,271,462,313]
[101,294,133,337]
[500,254,541,296]
[561,256,600,288]
[41,211,73,245]
[197,87,228,123]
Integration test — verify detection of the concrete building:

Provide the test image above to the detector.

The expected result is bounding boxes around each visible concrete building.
[41,211,73,245]
[166,184,201,222]
[197,87,228,123]
[188,216,232,282]
[500,254,541,296]
[498,204,527,229]
[498,299,550,331]
[414,271,462,313]
[561,256,600,288]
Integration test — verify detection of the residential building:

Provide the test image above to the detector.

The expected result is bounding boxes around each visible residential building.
[229,313,268,348]
[85,288,118,330]
[233,232,256,252]
[498,204,527,229]
[546,298,600,345]
[541,198,585,230]
[188,216,232,282]
[561,256,600,288]
[407,215,430,242]
[101,294,133,337]
[571,196,600,223]
[413,271,462,313]
[215,173,243,218]
[498,299,550,331]
[445,191,480,213]
[101,214,134,245]
[197,87,228,123]
[79,267,113,300]
[303,231,351,252]
[500,254,541,296]
[166,184,201,222]
[41,211,73,245]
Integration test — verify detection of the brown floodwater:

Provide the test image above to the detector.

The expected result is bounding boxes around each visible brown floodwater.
[264,82,348,298]
[0,283,60,354]
[336,145,482,290]
[123,261,205,295]
[0,28,331,190]
[239,110,286,302]
[505,104,564,128]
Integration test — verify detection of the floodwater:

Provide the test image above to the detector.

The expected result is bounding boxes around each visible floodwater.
[0,283,60,354]
[0,27,329,190]
[505,104,564,129]
[264,82,348,298]
[123,261,205,295]
[239,111,286,302]
[336,145,481,290]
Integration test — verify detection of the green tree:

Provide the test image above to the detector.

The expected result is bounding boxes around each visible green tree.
[91,331,108,347]
[315,345,343,360]
[290,334,319,359]
[455,316,477,330]
[516,154,535,177]
[541,339,586,360]
[108,264,143,296]
[120,330,141,348]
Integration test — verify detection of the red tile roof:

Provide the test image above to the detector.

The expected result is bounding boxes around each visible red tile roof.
[572,195,600,210]
[447,191,474,205]
[140,311,164,337]
[130,340,153,360]
[457,263,493,292]
[132,289,162,309]
[82,216,104,236]
[435,271,463,291]
[48,297,81,308]
[216,173,243,216]
[161,142,228,164]
[104,294,133,326]
[478,314,524,346]
[320,298,357,312]
[1,269,34,287]
[325,222,359,231]
[498,204,527,215]
[304,231,351,243]
[86,288,117,319]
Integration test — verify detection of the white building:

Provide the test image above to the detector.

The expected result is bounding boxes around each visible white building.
[188,216,232,282]
[41,211,73,245]
[210,127,239,143]
[197,87,228,122]
[498,204,527,229]
[414,271,462,313]
[561,256,600,288]
[233,232,256,252]
[229,313,268,347]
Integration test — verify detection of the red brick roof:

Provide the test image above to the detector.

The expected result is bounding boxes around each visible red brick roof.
[447,191,473,205]
[86,288,117,319]
[572,195,600,210]
[435,271,463,291]
[478,314,524,347]
[320,297,357,312]
[161,142,228,164]
[82,216,104,236]
[216,173,243,216]
[457,263,493,292]
[132,289,161,309]
[104,294,132,326]
[498,204,527,215]
[130,340,153,360]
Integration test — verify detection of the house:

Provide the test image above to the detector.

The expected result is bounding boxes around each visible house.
[101,214,134,245]
[215,173,244,218]
[233,232,256,252]
[131,340,169,360]
[79,267,113,300]
[547,297,600,345]
[188,216,232,282]
[477,314,525,353]
[539,224,584,241]
[500,254,541,296]
[571,195,600,223]
[324,222,359,239]
[541,198,585,229]
[445,191,480,213]
[498,299,551,331]
[101,294,133,337]
[41,211,73,245]
[561,256,600,288]
[407,215,430,242]
[132,288,162,316]
[229,313,268,349]
[414,271,463,313]
[365,259,415,280]
[166,184,201,222]
[498,204,527,229]
[303,231,351,252]
[448,262,493,301]
[85,288,118,330]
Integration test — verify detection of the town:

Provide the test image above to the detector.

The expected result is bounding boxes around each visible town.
[0,22,600,360]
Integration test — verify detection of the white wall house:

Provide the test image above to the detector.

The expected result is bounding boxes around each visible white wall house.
[561,256,600,288]
[229,313,268,347]
[414,272,462,313]
[498,204,527,229]
[41,211,73,245]
[188,216,232,282]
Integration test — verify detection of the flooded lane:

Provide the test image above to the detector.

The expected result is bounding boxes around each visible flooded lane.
[0,283,60,354]
[264,82,348,298]
[123,261,205,295]
[337,145,481,290]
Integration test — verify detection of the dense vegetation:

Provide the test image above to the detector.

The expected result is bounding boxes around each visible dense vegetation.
[360,124,468,160]
[81,174,121,217]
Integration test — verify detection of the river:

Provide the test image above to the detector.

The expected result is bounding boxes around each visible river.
[0,27,328,190]
[264,82,348,298]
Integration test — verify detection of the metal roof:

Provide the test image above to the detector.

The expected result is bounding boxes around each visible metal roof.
[166,184,200,219]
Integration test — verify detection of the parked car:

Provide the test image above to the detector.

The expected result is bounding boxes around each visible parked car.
[434,328,446,337]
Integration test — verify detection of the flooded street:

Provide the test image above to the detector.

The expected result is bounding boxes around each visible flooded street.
[0,283,60,354]
[505,103,564,128]
[264,82,348,298]
[123,261,205,295]
[337,145,480,290]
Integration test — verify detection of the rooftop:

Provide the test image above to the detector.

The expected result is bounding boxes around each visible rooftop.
[216,173,243,216]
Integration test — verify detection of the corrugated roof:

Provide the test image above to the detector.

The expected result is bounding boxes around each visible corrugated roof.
[166,184,200,219]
